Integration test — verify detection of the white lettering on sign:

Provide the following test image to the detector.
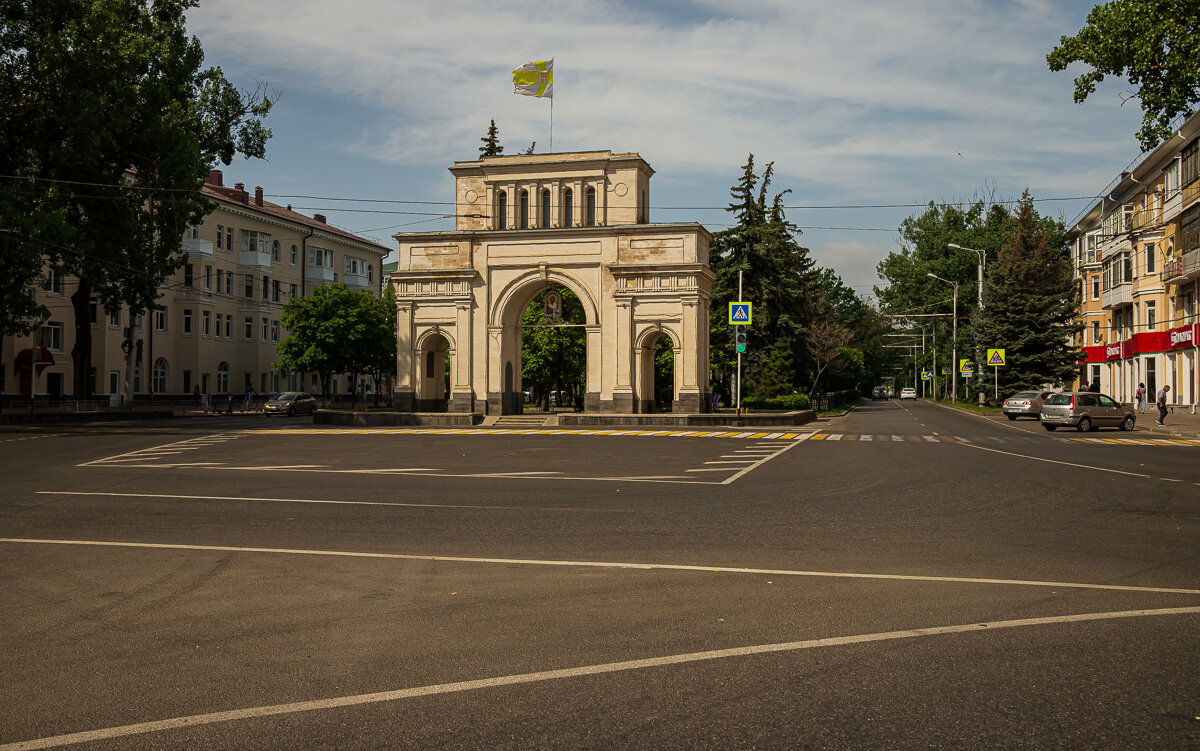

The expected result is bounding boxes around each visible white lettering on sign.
[1105,346,1120,358]
[1171,329,1194,346]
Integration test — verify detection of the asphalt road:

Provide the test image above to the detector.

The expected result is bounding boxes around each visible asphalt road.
[1,402,1198,749]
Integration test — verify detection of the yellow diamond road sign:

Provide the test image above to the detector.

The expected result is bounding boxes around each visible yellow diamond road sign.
[987,348,1006,366]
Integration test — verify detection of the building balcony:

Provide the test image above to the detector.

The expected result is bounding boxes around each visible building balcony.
[239,248,272,270]
[1101,282,1133,310]
[182,237,214,258]
[1184,181,1200,209]
[306,265,335,286]
[342,271,370,290]
[1163,248,1200,287]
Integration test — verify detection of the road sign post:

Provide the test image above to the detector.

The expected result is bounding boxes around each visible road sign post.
[986,348,1005,401]
[730,272,749,423]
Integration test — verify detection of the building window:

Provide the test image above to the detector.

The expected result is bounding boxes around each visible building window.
[183,264,193,288]
[245,274,254,297]
[182,370,192,393]
[1182,205,1199,253]
[226,314,234,339]
[1182,138,1198,188]
[1145,243,1156,274]
[182,309,193,335]
[585,187,596,227]
[224,272,232,295]
[289,283,297,299]
[1146,300,1156,330]
[155,308,167,332]
[496,190,507,229]
[272,240,281,262]
[1091,321,1100,344]
[43,321,64,351]
[270,319,279,342]
[262,275,270,300]
[244,317,253,340]
[519,189,529,229]
[202,310,211,336]
[225,227,233,251]
[243,230,271,256]
[109,310,121,328]
[152,358,168,394]
[216,225,224,250]
[272,279,281,302]
[89,301,98,327]
[216,269,224,292]
[290,244,298,265]
[541,189,551,228]
[367,266,373,283]
[262,317,269,341]
[639,190,647,223]
[204,266,213,290]
[563,188,573,226]
[1091,276,1100,301]
[216,362,230,393]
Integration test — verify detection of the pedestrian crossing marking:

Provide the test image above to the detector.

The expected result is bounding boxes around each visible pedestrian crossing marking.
[241,427,811,441]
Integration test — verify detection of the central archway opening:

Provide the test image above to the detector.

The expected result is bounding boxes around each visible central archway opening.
[521,286,586,412]
[417,332,451,412]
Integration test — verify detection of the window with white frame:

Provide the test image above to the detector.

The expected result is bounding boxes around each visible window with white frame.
[109,310,120,328]
[1165,158,1180,196]
[216,362,230,393]
[152,358,168,394]
[202,310,211,336]
[244,317,253,340]
[244,274,253,297]
[290,244,298,265]
[225,227,233,251]
[270,319,279,342]
[242,230,271,255]
[185,225,199,240]
[155,308,167,332]
[216,269,224,292]
[1145,243,1156,274]
[182,309,193,335]
[216,225,225,250]
[204,265,213,290]
[46,269,64,295]
[224,272,232,295]
[1091,321,1100,344]
[261,317,269,341]
[272,240,281,262]
[309,247,334,268]
[42,321,64,351]
[1146,300,1156,329]
[289,283,297,299]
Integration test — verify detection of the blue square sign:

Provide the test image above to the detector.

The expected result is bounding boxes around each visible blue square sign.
[728,302,752,325]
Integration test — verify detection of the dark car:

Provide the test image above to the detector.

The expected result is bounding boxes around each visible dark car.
[1038,392,1135,432]
[263,392,319,416]
[872,387,889,400]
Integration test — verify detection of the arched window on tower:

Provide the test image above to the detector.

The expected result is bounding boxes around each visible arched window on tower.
[541,189,551,228]
[585,187,596,227]
[496,190,508,230]
[563,189,573,227]
[519,189,529,229]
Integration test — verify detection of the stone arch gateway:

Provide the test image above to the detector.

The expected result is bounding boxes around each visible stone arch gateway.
[389,150,714,415]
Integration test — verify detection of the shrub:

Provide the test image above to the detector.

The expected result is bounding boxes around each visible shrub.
[742,393,811,411]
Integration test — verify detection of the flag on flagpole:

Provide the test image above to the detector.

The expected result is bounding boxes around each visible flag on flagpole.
[513,59,553,98]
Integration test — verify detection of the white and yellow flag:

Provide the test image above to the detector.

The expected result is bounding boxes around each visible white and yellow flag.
[513,59,553,98]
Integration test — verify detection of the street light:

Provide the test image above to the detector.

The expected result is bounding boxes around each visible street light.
[948,243,986,310]
[928,273,959,403]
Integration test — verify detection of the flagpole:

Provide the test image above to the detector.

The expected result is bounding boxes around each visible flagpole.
[549,96,553,153]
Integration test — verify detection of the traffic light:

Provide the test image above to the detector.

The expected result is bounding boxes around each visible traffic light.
[735,325,748,353]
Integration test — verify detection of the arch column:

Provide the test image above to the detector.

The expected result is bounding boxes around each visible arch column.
[611,301,634,412]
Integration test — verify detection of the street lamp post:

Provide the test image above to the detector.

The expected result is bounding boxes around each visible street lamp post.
[928,273,959,403]
[948,243,986,310]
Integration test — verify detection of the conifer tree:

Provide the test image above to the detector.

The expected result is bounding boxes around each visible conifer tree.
[973,191,1083,395]
[479,119,504,157]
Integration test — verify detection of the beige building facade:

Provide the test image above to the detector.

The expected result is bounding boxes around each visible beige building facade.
[2,170,389,402]
[390,150,714,414]
[1070,111,1200,409]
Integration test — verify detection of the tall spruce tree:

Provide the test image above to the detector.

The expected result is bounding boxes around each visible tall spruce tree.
[479,119,504,157]
[973,191,1083,394]
[708,155,818,399]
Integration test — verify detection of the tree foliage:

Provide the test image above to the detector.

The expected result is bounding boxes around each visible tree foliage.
[521,287,585,410]
[0,0,272,397]
[1047,0,1200,151]
[973,191,1083,393]
[479,119,504,157]
[708,155,819,401]
[275,284,394,399]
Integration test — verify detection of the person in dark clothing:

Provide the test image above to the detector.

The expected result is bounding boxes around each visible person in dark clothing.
[1156,384,1170,426]
[1088,379,1101,393]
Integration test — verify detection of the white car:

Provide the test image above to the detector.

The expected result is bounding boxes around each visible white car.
[899,387,917,400]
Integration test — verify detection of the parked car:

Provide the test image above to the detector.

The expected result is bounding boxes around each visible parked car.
[1002,390,1055,420]
[263,392,319,416]
[1038,392,1135,432]
[899,387,917,400]
[872,386,889,400]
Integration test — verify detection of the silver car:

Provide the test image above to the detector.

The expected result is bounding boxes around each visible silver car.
[263,392,319,416]
[1038,392,1135,432]
[1002,390,1054,420]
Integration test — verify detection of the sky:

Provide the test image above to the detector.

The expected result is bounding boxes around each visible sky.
[186,0,1150,298]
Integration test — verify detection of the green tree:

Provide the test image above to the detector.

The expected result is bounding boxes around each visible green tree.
[521,287,585,410]
[479,119,504,157]
[361,285,397,406]
[276,284,385,398]
[709,155,819,401]
[811,268,887,393]
[973,191,1083,396]
[0,0,272,397]
[1047,0,1200,151]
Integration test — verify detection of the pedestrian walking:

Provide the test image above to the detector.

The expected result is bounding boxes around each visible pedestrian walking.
[1135,383,1146,413]
[1156,384,1170,426]
[1089,379,1101,393]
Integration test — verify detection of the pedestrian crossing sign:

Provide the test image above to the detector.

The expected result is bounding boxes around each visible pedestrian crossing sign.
[987,348,1006,366]
[959,359,974,375]
[729,302,752,325]
[921,371,931,380]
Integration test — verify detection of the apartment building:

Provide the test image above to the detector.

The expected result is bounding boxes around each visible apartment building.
[1071,110,1200,408]
[2,170,390,401]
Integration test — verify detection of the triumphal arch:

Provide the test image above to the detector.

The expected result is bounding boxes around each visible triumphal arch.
[389,150,713,415]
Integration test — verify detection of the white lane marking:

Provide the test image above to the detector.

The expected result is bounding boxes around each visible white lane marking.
[827,434,843,441]
[1160,478,1182,483]
[685,468,739,472]
[79,434,239,467]
[10,538,1197,594]
[34,491,613,513]
[957,442,1152,479]
[6,605,1198,751]
[722,438,801,485]
[859,434,873,441]
[923,436,939,443]
[703,460,758,465]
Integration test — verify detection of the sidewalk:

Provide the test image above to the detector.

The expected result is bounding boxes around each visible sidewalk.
[1135,405,1200,440]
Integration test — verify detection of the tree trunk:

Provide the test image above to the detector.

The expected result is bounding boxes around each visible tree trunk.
[70,277,92,398]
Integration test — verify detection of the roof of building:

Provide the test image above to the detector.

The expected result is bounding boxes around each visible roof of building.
[202,172,392,255]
